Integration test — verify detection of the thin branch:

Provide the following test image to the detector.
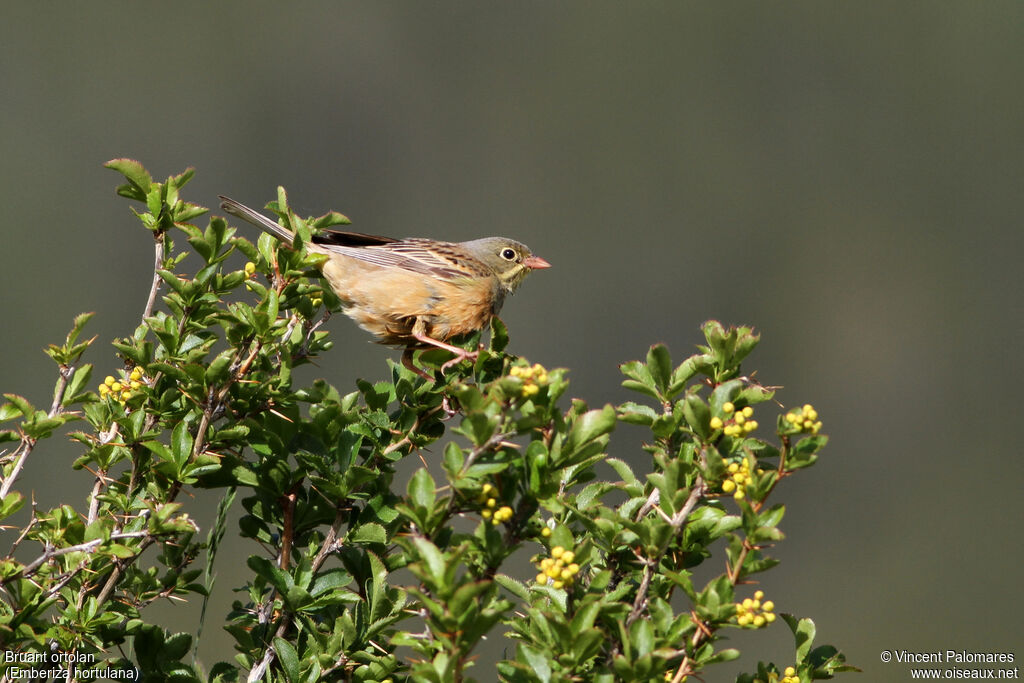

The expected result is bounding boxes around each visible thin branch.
[624,481,706,629]
[15,531,150,580]
[247,510,346,683]
[0,365,73,499]
[142,230,165,320]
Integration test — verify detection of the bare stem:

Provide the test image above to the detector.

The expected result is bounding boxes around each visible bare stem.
[142,231,165,321]
[0,366,72,499]
[14,531,150,581]
[247,510,346,683]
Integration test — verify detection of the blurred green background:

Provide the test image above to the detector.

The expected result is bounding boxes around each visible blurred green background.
[2,2,1022,680]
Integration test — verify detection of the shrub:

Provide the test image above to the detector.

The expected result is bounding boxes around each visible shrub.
[0,160,856,683]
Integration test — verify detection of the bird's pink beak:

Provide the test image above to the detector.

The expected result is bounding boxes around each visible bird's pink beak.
[524,255,551,270]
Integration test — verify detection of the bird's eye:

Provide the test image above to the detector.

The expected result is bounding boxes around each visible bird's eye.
[500,248,518,261]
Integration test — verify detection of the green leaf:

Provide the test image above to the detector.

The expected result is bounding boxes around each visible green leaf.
[2,394,33,418]
[682,394,710,438]
[617,401,658,426]
[104,158,152,200]
[517,644,552,683]
[171,420,193,464]
[410,537,448,588]
[782,613,817,662]
[205,349,235,386]
[620,360,661,401]
[605,457,639,487]
[274,637,301,683]
[490,316,509,353]
[0,492,25,521]
[494,573,530,601]
[408,468,436,510]
[348,523,387,545]
[563,405,616,456]
[646,344,672,395]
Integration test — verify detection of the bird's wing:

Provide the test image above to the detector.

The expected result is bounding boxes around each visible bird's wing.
[323,239,486,280]
[313,230,400,247]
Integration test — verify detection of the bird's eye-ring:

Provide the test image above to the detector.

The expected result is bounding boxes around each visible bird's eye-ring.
[501,248,518,261]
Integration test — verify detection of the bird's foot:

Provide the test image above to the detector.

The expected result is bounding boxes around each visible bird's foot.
[439,344,482,372]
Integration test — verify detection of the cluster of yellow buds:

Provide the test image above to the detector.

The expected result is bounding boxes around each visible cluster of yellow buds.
[710,402,758,437]
[244,261,257,279]
[98,367,146,405]
[734,590,776,628]
[478,483,514,526]
[535,545,581,590]
[785,403,822,434]
[720,458,761,501]
[509,363,549,397]
[750,667,797,683]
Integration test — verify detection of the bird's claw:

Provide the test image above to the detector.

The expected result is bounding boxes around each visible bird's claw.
[440,346,480,372]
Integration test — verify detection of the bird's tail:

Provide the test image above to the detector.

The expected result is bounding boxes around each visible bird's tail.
[219,196,295,244]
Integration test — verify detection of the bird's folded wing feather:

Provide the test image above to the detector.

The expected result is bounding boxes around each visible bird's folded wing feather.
[321,239,483,280]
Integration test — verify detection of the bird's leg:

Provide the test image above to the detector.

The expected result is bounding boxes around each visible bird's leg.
[402,347,433,381]
[410,318,479,373]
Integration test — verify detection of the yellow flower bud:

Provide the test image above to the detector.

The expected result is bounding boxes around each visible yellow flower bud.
[110,382,122,392]
[753,615,766,627]
[104,376,115,386]
[754,590,764,599]
[742,406,753,417]
[551,546,564,558]
[721,480,736,493]
[552,580,564,589]
[536,573,548,585]
[734,489,745,501]
[762,600,774,611]
[723,402,735,414]
[560,551,574,563]
[541,527,551,537]
[765,612,776,623]
[710,416,723,430]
